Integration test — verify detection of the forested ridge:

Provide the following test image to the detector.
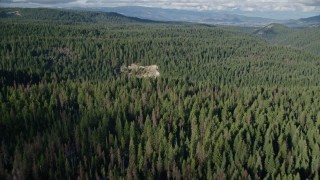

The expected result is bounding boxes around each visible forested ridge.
[254,23,320,56]
[1,8,320,179]
[0,8,155,24]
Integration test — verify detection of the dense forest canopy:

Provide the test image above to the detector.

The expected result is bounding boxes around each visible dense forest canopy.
[1,8,320,179]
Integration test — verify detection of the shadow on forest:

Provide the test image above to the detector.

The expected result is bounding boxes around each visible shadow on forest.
[0,70,41,86]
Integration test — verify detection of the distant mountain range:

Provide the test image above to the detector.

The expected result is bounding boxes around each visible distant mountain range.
[1,6,319,28]
[76,6,320,27]
[301,14,320,22]
[290,15,320,28]
[77,6,284,27]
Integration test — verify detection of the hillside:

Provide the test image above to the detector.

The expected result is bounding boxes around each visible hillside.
[253,23,292,40]
[300,14,320,23]
[298,14,320,27]
[1,8,320,180]
[0,8,155,23]
[274,28,320,56]
[285,14,320,28]
[254,23,320,56]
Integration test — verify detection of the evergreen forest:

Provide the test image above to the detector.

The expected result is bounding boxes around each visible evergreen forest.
[1,8,320,179]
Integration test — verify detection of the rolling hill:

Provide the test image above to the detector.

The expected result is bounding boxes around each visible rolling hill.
[0,8,155,24]
[254,23,320,56]
[253,23,292,40]
[286,14,320,28]
[300,14,320,23]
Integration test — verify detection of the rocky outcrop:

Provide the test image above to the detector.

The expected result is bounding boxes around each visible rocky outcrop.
[121,64,160,78]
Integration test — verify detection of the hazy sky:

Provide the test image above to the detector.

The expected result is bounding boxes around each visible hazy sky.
[1,0,319,19]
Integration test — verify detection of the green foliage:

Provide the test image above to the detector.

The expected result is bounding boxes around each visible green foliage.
[1,8,320,179]
[255,23,320,56]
